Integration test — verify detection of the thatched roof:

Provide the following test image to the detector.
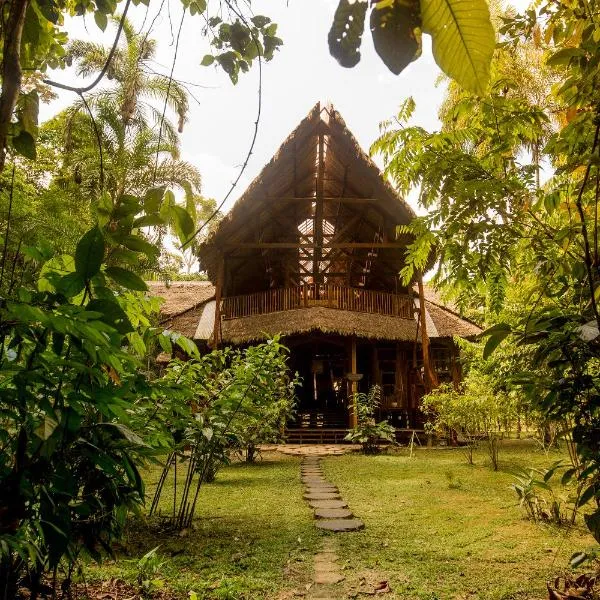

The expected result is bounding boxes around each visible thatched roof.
[220,306,418,345]
[147,281,215,320]
[198,102,421,294]
[148,280,481,344]
[424,301,481,338]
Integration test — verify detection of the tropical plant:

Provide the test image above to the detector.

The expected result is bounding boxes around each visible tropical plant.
[345,385,396,454]
[422,370,517,470]
[0,166,200,598]
[510,462,568,525]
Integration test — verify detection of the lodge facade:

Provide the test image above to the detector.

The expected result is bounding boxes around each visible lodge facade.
[153,103,480,442]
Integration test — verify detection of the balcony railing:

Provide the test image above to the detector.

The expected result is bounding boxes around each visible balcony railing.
[221,284,414,320]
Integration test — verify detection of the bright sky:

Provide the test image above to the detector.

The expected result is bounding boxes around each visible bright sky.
[40,0,528,215]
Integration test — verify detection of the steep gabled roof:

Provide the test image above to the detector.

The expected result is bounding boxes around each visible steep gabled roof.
[198,102,417,293]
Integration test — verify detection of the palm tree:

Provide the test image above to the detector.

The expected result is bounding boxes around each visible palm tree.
[57,17,199,200]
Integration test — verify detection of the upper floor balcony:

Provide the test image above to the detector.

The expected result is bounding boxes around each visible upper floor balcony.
[221,284,414,321]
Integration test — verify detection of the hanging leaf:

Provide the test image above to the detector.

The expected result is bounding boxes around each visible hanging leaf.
[121,235,159,258]
[38,254,76,292]
[143,186,165,214]
[56,272,85,298]
[105,266,148,291]
[481,323,511,359]
[370,0,422,75]
[421,0,495,95]
[159,189,176,221]
[94,10,107,30]
[34,415,59,441]
[171,205,195,245]
[75,226,105,280]
[12,131,36,159]
[86,299,133,334]
[328,0,368,68]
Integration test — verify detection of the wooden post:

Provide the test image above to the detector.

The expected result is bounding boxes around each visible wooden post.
[314,130,325,284]
[450,341,462,390]
[213,253,225,348]
[417,272,438,393]
[349,336,358,428]
[395,343,403,406]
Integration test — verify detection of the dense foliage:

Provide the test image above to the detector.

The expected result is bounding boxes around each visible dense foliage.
[373,0,600,560]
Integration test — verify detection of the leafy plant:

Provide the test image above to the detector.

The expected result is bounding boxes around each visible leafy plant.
[510,463,568,526]
[345,385,396,454]
[136,546,165,598]
[327,0,495,95]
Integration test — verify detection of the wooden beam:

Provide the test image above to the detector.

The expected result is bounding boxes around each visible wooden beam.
[314,132,325,283]
[417,272,438,392]
[222,242,409,249]
[212,253,225,349]
[349,336,358,428]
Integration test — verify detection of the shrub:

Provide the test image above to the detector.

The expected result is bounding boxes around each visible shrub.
[345,385,396,454]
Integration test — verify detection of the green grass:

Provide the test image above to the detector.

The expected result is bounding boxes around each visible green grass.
[87,452,320,599]
[85,441,594,600]
[322,440,593,600]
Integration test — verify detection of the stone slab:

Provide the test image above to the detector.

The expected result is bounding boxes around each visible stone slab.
[304,492,341,501]
[308,499,348,509]
[314,508,353,519]
[305,487,339,494]
[313,571,345,585]
[315,518,365,532]
[314,552,338,562]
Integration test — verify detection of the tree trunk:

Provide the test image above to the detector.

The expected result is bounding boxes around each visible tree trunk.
[0,0,30,172]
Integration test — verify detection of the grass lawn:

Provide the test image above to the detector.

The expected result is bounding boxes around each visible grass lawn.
[85,440,594,600]
[323,440,594,600]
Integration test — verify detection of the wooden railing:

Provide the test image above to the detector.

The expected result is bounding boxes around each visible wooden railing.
[221,284,414,320]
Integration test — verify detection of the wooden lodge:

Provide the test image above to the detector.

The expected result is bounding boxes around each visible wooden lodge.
[152,103,481,442]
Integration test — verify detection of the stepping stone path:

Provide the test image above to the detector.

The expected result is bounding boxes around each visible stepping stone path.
[300,456,364,532]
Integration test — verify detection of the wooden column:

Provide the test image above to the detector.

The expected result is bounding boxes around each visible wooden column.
[314,130,325,284]
[349,336,358,428]
[417,272,439,393]
[395,343,403,406]
[212,253,225,348]
[450,341,462,390]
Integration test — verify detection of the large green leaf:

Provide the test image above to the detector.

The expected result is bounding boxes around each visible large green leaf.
[328,0,368,68]
[105,266,148,291]
[421,0,495,95]
[370,0,421,75]
[75,226,105,280]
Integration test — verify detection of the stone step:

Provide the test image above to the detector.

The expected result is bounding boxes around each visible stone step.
[314,508,353,519]
[304,492,342,501]
[315,518,365,532]
[308,499,348,509]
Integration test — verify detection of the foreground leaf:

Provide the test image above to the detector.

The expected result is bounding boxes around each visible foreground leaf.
[421,0,495,95]
[105,266,148,291]
[328,0,368,68]
[370,0,421,75]
[75,227,105,280]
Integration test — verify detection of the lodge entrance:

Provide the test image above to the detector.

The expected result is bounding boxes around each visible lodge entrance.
[287,338,350,430]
